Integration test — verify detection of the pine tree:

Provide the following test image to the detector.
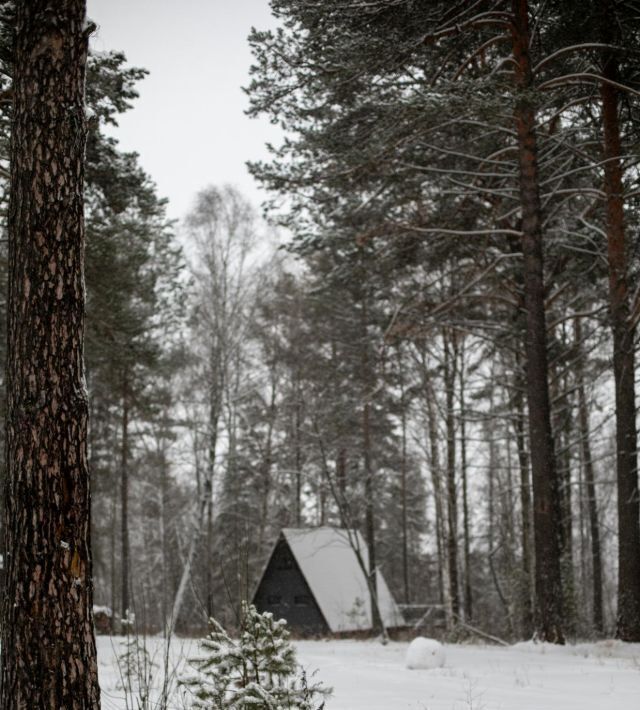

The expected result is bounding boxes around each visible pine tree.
[0,0,101,705]
[180,603,330,709]
[246,0,640,643]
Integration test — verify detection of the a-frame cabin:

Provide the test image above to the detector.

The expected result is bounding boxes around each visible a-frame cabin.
[252,527,403,636]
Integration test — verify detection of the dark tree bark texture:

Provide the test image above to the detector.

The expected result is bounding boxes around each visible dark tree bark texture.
[458,343,472,622]
[443,331,460,619]
[574,317,604,634]
[511,0,565,644]
[514,369,534,639]
[360,290,382,635]
[599,43,640,642]
[0,1,101,707]
[120,382,130,622]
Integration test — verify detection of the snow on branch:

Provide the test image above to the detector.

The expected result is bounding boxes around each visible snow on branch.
[403,226,521,237]
[538,72,640,99]
[423,12,513,44]
[533,43,640,75]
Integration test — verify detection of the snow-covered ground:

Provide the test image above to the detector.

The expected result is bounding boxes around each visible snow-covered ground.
[97,636,640,710]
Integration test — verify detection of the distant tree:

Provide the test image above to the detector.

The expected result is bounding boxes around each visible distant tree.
[596,0,640,643]
[0,0,101,706]
[84,154,184,624]
[168,185,258,632]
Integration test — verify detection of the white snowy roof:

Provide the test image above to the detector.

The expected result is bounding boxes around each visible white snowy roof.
[281,527,404,633]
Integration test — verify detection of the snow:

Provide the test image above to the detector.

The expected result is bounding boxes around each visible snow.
[96,636,640,709]
[406,637,445,669]
[280,527,403,632]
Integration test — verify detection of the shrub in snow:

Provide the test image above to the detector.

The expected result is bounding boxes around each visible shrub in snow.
[116,633,156,710]
[405,637,445,670]
[180,602,331,709]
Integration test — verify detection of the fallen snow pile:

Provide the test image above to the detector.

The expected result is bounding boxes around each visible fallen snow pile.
[405,637,445,669]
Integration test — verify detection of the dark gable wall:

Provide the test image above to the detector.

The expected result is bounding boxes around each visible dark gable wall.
[253,536,330,636]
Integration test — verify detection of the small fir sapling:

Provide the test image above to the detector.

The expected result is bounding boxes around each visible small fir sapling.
[180,602,331,709]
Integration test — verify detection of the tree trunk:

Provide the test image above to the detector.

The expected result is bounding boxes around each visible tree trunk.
[398,346,410,605]
[360,293,382,635]
[443,330,460,619]
[574,317,604,634]
[120,380,130,622]
[257,379,276,552]
[549,340,576,636]
[0,2,101,706]
[513,367,534,639]
[363,398,382,634]
[558,363,576,636]
[458,339,472,621]
[424,369,450,628]
[294,385,303,527]
[205,389,219,621]
[510,0,564,643]
[159,436,169,629]
[599,44,640,640]
[110,481,117,617]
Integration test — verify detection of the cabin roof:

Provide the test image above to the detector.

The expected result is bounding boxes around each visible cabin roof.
[266,527,403,633]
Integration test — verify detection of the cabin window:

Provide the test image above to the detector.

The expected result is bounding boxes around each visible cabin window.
[294,594,312,607]
[267,594,281,605]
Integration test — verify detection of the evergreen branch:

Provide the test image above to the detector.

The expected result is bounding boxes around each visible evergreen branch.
[424,13,513,44]
[452,34,511,81]
[402,225,522,237]
[538,72,640,98]
[533,43,640,75]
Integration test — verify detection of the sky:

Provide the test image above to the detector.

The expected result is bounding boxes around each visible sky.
[86,0,281,224]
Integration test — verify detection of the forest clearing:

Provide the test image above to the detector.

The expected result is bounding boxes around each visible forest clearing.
[96,636,640,710]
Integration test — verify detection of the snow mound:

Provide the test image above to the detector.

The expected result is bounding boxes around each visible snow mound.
[405,637,445,669]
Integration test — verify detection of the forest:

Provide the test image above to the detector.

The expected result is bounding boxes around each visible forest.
[0,0,639,708]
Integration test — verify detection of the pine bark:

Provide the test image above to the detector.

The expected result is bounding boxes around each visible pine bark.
[398,347,410,605]
[458,343,472,621]
[120,382,130,622]
[360,292,383,635]
[574,317,603,634]
[0,1,101,706]
[424,368,450,627]
[363,398,382,633]
[599,42,640,642]
[294,386,303,527]
[513,370,534,638]
[443,331,460,619]
[510,0,564,643]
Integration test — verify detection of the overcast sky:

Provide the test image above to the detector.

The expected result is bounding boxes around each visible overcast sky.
[86,0,281,223]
